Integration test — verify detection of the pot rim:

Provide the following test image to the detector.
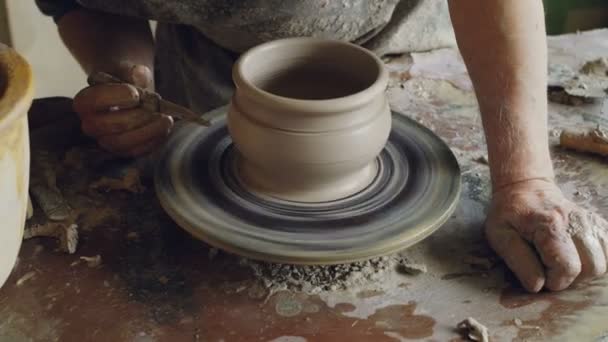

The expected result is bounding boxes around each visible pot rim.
[232,37,388,114]
[0,44,34,133]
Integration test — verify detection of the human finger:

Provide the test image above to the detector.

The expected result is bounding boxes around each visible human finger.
[485,221,545,292]
[80,108,157,137]
[570,211,608,279]
[98,115,173,153]
[533,221,581,291]
[74,83,140,114]
[116,62,153,89]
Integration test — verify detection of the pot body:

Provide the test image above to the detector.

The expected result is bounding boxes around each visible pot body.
[227,38,391,202]
[0,45,34,287]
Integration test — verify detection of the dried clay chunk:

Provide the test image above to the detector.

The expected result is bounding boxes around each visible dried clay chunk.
[560,126,608,157]
[458,317,489,342]
[23,223,78,254]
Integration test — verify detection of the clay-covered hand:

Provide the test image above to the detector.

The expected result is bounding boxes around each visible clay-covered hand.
[485,178,608,293]
[73,63,173,157]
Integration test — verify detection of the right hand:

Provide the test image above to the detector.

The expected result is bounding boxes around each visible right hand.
[485,178,608,293]
[73,63,173,157]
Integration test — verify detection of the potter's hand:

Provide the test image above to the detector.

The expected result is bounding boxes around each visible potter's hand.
[73,63,173,157]
[485,178,608,293]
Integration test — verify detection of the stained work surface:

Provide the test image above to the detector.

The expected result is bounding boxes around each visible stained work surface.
[1,30,608,342]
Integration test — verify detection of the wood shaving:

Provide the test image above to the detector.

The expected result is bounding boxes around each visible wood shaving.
[560,126,608,157]
[458,317,489,342]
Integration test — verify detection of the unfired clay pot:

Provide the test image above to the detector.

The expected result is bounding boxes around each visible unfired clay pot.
[0,44,34,287]
[228,38,391,202]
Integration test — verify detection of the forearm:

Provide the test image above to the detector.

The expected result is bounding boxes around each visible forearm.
[448,0,554,190]
[57,8,154,80]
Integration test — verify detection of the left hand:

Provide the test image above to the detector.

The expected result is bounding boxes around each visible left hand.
[485,178,608,292]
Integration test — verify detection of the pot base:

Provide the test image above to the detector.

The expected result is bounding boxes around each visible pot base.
[155,107,461,264]
[235,157,378,203]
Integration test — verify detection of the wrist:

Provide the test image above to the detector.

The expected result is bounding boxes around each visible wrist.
[492,176,555,195]
[489,155,555,191]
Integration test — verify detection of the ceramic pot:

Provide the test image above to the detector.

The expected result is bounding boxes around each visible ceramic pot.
[228,38,391,202]
[0,44,34,287]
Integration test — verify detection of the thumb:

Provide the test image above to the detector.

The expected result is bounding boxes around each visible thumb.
[117,62,153,89]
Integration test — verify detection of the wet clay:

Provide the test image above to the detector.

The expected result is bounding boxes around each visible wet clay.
[228,38,392,202]
[260,66,370,100]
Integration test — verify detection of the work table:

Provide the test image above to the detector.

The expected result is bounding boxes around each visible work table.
[1,29,607,342]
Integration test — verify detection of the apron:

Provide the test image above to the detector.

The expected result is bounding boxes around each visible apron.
[54,0,456,112]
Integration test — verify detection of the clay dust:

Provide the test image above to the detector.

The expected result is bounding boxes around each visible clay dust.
[238,253,426,295]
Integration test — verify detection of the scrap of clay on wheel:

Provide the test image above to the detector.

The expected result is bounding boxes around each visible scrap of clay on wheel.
[155,38,461,264]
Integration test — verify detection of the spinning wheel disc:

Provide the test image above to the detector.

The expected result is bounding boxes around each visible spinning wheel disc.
[155,107,461,264]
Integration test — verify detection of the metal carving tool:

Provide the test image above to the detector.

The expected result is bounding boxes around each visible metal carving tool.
[87,71,211,126]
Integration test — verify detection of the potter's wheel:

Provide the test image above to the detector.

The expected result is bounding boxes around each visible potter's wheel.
[155,107,461,264]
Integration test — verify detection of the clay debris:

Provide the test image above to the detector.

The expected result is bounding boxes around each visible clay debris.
[15,271,37,287]
[396,258,427,275]
[548,87,591,106]
[80,255,102,268]
[23,223,79,254]
[240,255,407,294]
[473,155,488,165]
[458,317,489,342]
[548,59,608,101]
[581,57,608,77]
[90,167,145,193]
[29,149,71,221]
[560,126,608,157]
